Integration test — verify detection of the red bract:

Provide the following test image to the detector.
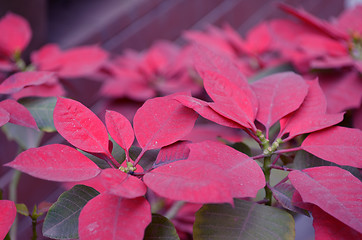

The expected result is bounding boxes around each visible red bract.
[289,166,362,233]
[277,4,362,74]
[105,110,134,153]
[301,126,362,168]
[192,45,258,130]
[0,12,31,58]
[78,194,151,240]
[311,206,362,240]
[0,99,38,129]
[101,41,201,101]
[174,95,242,129]
[32,44,109,78]
[279,79,344,140]
[0,71,65,100]
[144,160,234,204]
[99,169,146,198]
[187,141,265,198]
[5,144,101,181]
[54,97,110,154]
[183,24,243,58]
[0,107,10,126]
[0,200,16,239]
[0,71,56,94]
[144,141,265,203]
[317,70,362,113]
[133,92,198,151]
[251,72,308,134]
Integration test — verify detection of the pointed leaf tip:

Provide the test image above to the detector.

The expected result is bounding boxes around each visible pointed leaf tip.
[134,93,198,150]
[105,110,134,151]
[54,97,109,153]
[192,45,258,130]
[251,72,308,130]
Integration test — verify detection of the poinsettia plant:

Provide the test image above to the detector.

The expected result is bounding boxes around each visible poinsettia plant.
[1,3,361,240]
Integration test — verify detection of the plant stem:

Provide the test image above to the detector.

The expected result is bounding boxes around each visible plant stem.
[164,201,185,220]
[263,156,272,206]
[9,170,21,240]
[31,217,37,240]
[274,147,302,155]
[270,165,293,171]
[134,148,147,166]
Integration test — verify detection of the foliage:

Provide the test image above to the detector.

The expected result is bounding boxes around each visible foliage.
[1,4,361,240]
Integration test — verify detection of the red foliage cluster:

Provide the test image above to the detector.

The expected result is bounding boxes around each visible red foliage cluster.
[1,4,361,240]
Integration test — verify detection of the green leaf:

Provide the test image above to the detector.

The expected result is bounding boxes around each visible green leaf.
[15,203,29,216]
[144,214,180,240]
[228,141,252,156]
[78,149,112,169]
[42,185,99,239]
[20,97,57,132]
[2,123,43,149]
[193,199,295,240]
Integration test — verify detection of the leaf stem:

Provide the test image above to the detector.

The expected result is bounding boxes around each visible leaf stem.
[269,165,294,171]
[107,154,121,168]
[31,217,37,240]
[274,176,289,188]
[274,147,302,155]
[9,170,21,240]
[134,148,147,166]
[263,156,272,206]
[245,129,262,144]
[271,154,280,165]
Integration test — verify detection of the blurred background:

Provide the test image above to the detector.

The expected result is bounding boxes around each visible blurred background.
[0,0,350,56]
[0,0,358,239]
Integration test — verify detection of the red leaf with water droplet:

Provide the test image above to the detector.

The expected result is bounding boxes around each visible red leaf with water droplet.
[301,126,362,168]
[251,72,308,131]
[312,206,362,240]
[100,169,146,198]
[192,45,258,130]
[0,200,16,240]
[279,79,343,140]
[0,12,31,57]
[54,97,109,153]
[0,99,38,129]
[289,166,362,233]
[0,71,57,94]
[79,194,151,240]
[144,160,234,204]
[133,93,198,150]
[105,110,134,152]
[5,144,101,181]
[187,141,265,198]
